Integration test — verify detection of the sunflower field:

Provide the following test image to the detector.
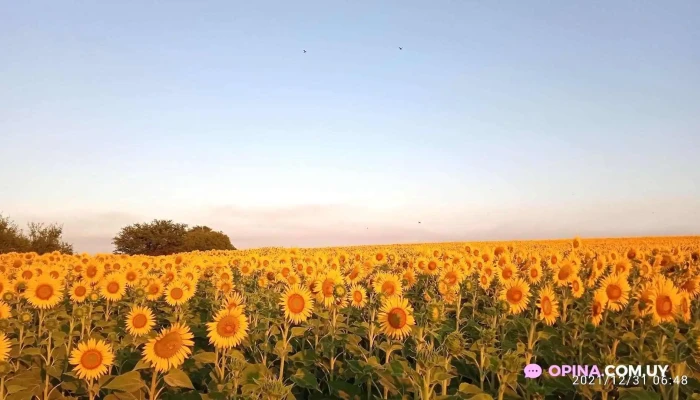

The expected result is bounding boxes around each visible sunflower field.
[0,237,699,400]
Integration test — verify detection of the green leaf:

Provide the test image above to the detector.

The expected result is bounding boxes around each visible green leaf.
[21,348,42,356]
[289,368,318,390]
[621,332,638,343]
[164,369,194,389]
[432,372,455,383]
[458,383,484,394]
[5,386,26,395]
[103,371,145,392]
[329,380,361,400]
[132,359,151,371]
[290,327,307,338]
[193,352,217,364]
[241,363,268,385]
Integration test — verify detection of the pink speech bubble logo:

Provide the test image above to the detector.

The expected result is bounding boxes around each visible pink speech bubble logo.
[524,363,542,379]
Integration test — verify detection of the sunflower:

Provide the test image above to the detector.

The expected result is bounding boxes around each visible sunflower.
[314,270,343,307]
[101,273,127,302]
[401,268,417,289]
[207,308,249,349]
[344,265,364,284]
[572,236,582,250]
[182,266,200,281]
[678,292,691,323]
[282,272,301,286]
[638,261,656,279]
[679,276,700,299]
[239,261,253,277]
[593,257,608,275]
[25,276,63,309]
[613,259,631,276]
[552,260,579,286]
[599,273,631,312]
[223,292,246,312]
[0,302,10,319]
[625,247,639,261]
[548,252,562,268]
[526,263,543,284]
[69,339,114,381]
[126,306,156,337]
[440,265,463,290]
[415,258,428,275]
[349,284,368,308]
[69,281,90,303]
[17,265,37,281]
[280,284,314,324]
[373,273,403,298]
[498,263,516,282]
[377,296,415,340]
[649,277,681,325]
[478,272,493,290]
[0,276,8,297]
[590,291,608,326]
[165,280,193,306]
[0,334,9,361]
[499,278,531,315]
[373,251,385,264]
[146,280,164,301]
[425,259,441,276]
[537,286,559,325]
[82,263,104,284]
[632,282,654,318]
[142,323,194,372]
[216,279,234,295]
[570,277,585,298]
[123,266,141,287]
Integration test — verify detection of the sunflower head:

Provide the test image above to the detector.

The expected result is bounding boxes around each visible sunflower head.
[377,296,415,340]
[69,339,115,381]
[207,308,249,349]
[142,323,195,372]
[280,284,314,325]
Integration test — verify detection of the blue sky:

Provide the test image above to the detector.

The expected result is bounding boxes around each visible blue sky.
[1,1,699,252]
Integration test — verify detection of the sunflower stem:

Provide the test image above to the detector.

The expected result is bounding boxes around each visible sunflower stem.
[148,368,159,400]
[87,379,96,400]
[42,331,52,400]
[278,320,290,381]
[38,309,45,337]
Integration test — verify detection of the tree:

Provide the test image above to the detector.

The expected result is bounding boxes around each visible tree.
[112,219,188,256]
[0,213,73,254]
[112,220,235,255]
[27,222,74,255]
[0,214,30,253]
[182,226,236,252]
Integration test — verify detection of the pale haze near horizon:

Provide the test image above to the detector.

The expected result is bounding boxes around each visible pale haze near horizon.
[1,1,699,253]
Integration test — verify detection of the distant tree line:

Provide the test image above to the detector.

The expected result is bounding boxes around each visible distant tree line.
[0,213,74,254]
[112,219,236,255]
[0,214,236,255]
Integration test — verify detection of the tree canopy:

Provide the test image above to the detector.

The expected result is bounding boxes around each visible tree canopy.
[112,219,235,255]
[0,214,74,254]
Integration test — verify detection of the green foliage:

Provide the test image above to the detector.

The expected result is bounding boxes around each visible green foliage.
[0,213,73,254]
[182,226,235,252]
[112,220,235,255]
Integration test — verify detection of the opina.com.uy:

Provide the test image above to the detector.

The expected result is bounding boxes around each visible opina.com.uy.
[524,364,670,379]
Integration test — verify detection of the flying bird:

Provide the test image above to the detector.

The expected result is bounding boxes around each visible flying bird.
[399,47,403,50]
[418,221,421,224]
[303,50,307,53]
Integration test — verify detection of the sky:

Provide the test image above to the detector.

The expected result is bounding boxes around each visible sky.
[1,1,699,253]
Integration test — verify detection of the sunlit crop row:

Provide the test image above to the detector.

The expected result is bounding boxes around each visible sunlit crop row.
[0,236,698,399]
